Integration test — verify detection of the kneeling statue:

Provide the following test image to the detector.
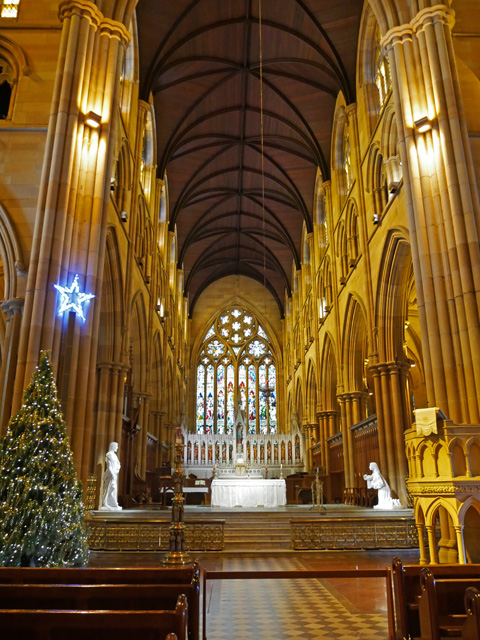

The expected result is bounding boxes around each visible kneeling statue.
[363,462,401,510]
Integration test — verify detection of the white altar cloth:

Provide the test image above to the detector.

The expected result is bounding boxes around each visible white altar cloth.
[211,478,286,508]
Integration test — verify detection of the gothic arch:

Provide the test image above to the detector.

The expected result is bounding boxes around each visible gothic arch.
[319,332,338,412]
[305,359,317,424]
[97,227,124,363]
[375,228,412,362]
[151,330,163,413]
[0,34,29,121]
[342,294,369,392]
[425,498,459,529]
[130,291,148,393]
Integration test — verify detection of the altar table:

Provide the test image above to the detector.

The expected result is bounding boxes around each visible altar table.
[211,478,287,508]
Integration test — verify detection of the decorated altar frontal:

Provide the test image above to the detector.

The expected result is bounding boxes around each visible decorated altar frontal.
[211,478,287,508]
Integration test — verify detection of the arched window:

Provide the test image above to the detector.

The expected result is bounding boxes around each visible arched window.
[0,57,14,119]
[1,1,20,19]
[374,24,391,111]
[343,128,352,192]
[196,307,277,435]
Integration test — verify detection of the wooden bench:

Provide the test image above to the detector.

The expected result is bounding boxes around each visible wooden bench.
[418,568,480,639]
[0,563,199,584]
[0,594,188,640]
[392,557,480,640]
[0,565,199,640]
[463,587,480,640]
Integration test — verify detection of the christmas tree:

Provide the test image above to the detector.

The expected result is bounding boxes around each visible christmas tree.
[0,351,89,566]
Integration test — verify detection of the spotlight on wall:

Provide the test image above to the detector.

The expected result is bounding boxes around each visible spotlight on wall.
[84,111,102,129]
[414,116,432,134]
[120,211,127,222]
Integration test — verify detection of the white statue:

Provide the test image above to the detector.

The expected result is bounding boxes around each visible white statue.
[363,462,401,510]
[100,442,122,511]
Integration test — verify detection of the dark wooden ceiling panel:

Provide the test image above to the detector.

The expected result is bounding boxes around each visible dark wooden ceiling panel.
[136,0,362,315]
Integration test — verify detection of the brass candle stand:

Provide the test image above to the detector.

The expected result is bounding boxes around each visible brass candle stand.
[164,434,191,565]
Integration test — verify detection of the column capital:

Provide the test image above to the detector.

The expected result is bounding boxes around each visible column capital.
[99,17,131,45]
[58,1,131,46]
[411,5,455,35]
[1,297,24,317]
[59,0,102,28]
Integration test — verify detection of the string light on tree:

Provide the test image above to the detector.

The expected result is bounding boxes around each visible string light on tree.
[54,274,95,321]
[0,351,89,567]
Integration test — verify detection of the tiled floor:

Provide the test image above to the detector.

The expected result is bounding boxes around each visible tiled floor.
[90,548,420,640]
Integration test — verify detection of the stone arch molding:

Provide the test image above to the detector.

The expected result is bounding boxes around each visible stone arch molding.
[458,495,480,527]
[0,34,29,78]
[0,202,26,301]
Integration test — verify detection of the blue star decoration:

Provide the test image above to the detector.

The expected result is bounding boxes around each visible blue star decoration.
[54,274,95,321]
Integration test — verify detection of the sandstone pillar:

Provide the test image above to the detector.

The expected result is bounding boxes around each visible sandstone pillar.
[383,5,480,424]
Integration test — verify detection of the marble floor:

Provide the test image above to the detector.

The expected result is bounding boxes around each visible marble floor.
[89,548,420,640]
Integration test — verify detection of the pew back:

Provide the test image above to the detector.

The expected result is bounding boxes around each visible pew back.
[0,595,188,640]
[392,558,480,640]
[0,563,199,585]
[462,587,480,640]
[0,565,199,640]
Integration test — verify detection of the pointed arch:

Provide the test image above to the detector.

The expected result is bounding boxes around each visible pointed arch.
[375,228,412,362]
[320,332,338,412]
[342,294,369,392]
[98,227,124,363]
[305,359,318,424]
[130,291,148,393]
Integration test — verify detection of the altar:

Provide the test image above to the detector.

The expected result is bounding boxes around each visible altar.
[211,478,287,508]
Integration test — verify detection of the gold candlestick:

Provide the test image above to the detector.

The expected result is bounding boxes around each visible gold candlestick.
[164,429,191,565]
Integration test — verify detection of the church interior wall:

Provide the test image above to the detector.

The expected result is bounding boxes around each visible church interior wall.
[0,0,478,559]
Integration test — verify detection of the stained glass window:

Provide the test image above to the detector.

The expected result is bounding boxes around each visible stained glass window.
[195,307,277,434]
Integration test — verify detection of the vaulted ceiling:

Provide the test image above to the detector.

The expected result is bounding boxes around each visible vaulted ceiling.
[136,0,362,315]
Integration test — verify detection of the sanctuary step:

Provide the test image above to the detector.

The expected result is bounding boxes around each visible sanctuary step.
[186,508,329,552]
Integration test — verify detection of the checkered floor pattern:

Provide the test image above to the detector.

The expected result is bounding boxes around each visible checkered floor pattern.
[205,557,388,640]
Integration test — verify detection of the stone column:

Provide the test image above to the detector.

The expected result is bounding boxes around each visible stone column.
[317,411,327,471]
[369,364,388,475]
[338,394,355,489]
[0,298,23,431]
[382,5,480,424]
[416,524,428,565]
[137,392,151,478]
[454,525,466,565]
[91,361,127,476]
[426,524,439,564]
[11,0,131,486]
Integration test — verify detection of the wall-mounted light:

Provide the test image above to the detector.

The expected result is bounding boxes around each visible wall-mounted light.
[414,116,432,134]
[85,111,102,129]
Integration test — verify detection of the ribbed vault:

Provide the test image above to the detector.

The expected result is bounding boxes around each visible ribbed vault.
[136,0,362,314]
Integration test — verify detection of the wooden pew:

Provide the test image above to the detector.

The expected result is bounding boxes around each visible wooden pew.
[463,587,480,640]
[391,557,480,640]
[417,568,480,639]
[0,563,199,585]
[0,565,200,640]
[0,594,188,640]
